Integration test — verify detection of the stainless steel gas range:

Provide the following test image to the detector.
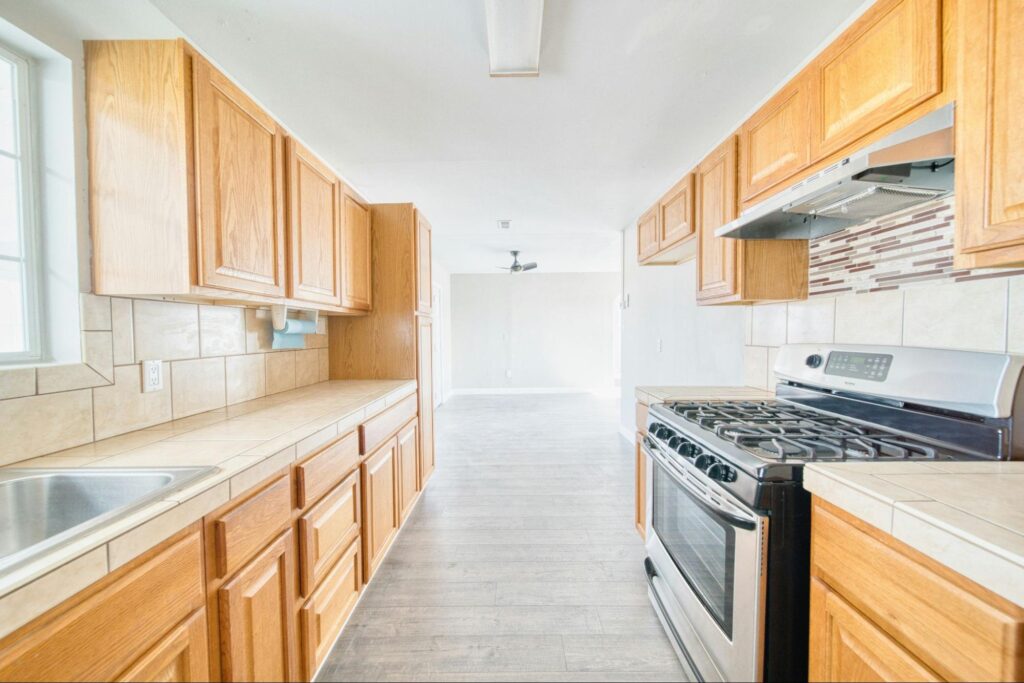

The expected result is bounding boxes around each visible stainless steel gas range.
[642,343,1024,682]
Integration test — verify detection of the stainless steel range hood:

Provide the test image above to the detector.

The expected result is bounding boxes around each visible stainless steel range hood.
[716,104,954,240]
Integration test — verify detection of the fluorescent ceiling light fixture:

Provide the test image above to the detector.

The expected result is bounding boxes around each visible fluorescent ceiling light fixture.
[485,0,544,77]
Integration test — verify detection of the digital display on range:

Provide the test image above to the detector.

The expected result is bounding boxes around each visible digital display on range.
[824,351,893,381]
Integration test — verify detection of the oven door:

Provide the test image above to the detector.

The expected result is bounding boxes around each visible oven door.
[643,437,768,682]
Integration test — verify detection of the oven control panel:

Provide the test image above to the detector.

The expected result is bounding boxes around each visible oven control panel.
[824,351,893,382]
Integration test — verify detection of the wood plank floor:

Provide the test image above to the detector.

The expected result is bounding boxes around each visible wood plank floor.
[316,393,687,682]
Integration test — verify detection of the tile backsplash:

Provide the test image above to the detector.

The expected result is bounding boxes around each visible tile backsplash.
[744,196,1024,390]
[0,297,330,465]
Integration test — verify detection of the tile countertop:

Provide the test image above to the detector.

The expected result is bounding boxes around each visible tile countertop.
[804,461,1024,607]
[0,378,416,639]
[636,385,775,405]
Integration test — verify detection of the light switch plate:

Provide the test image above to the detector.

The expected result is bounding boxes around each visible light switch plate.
[141,360,163,393]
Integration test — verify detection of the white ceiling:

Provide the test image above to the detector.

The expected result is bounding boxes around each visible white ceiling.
[139,0,869,273]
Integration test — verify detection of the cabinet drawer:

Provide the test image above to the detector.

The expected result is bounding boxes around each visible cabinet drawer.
[298,469,361,597]
[811,499,1024,681]
[300,538,362,678]
[359,394,417,455]
[212,474,292,579]
[296,430,360,509]
[116,608,209,682]
[0,528,204,682]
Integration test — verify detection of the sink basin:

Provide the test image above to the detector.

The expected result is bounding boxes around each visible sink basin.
[0,467,217,573]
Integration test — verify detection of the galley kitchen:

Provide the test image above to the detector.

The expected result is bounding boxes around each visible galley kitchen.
[0,1,1022,682]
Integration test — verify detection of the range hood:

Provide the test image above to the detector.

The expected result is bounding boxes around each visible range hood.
[716,104,954,240]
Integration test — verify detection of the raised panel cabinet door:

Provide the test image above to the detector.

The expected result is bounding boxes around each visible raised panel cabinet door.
[286,138,342,306]
[298,469,361,598]
[809,579,941,682]
[361,438,400,581]
[634,433,646,539]
[696,136,739,301]
[955,0,1024,267]
[116,609,209,682]
[415,211,432,314]
[194,57,287,297]
[417,316,436,488]
[636,205,660,262]
[739,70,815,204]
[813,0,942,158]
[341,195,372,310]
[217,530,299,683]
[659,174,695,249]
[397,419,420,522]
[299,538,362,678]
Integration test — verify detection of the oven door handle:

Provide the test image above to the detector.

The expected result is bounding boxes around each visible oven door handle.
[643,441,758,532]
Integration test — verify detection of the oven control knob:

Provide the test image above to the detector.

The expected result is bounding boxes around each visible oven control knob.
[694,453,717,471]
[676,441,700,457]
[806,353,824,369]
[667,435,684,450]
[707,463,737,483]
[655,426,675,440]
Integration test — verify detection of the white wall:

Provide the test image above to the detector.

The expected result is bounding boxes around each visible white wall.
[619,226,746,435]
[451,272,619,392]
[431,260,454,403]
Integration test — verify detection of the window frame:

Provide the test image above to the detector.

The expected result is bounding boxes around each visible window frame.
[0,40,42,364]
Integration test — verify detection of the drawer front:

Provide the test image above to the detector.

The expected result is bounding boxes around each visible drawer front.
[0,529,204,682]
[300,538,362,678]
[811,499,1024,681]
[212,474,292,579]
[296,430,360,509]
[298,469,361,597]
[359,394,417,455]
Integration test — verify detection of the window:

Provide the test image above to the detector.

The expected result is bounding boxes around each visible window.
[0,42,40,363]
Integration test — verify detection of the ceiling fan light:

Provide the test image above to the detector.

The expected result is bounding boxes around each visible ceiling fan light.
[485,0,544,77]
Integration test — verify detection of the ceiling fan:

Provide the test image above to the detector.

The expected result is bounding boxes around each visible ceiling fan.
[497,250,537,273]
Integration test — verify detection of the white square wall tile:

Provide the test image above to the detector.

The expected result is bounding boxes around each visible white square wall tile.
[787,298,835,344]
[200,305,246,357]
[171,357,226,419]
[903,278,1008,352]
[245,308,275,353]
[0,367,35,399]
[295,349,319,387]
[318,348,329,382]
[1008,276,1024,354]
[0,390,94,465]
[751,303,787,346]
[266,351,296,395]
[834,290,904,345]
[111,298,135,366]
[226,354,266,405]
[133,300,199,361]
[80,293,111,331]
[767,347,780,386]
[743,346,769,390]
[93,364,172,440]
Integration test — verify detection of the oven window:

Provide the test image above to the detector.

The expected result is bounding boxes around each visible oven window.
[653,464,735,637]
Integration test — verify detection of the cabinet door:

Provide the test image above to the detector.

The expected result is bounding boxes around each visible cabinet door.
[397,419,420,522]
[809,578,940,682]
[361,437,399,581]
[813,0,941,158]
[415,211,432,314]
[286,138,341,306]
[659,174,695,249]
[341,195,372,310]
[194,58,286,297]
[417,316,436,487]
[298,469,360,597]
[634,434,646,539]
[218,530,298,682]
[739,71,814,205]
[299,538,361,679]
[696,136,739,302]
[116,609,209,682]
[636,205,660,262]
[955,0,1024,267]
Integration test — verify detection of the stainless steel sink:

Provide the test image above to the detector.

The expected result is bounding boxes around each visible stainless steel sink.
[0,467,216,573]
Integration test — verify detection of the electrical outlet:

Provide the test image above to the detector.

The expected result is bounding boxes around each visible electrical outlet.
[141,360,163,393]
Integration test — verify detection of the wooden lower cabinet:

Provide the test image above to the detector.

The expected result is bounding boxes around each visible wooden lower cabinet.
[299,538,362,678]
[417,316,436,487]
[634,433,646,539]
[217,530,299,682]
[117,609,210,682]
[397,418,420,522]
[361,437,400,581]
[298,469,361,598]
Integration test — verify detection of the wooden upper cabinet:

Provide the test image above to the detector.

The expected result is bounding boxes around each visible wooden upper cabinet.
[954,0,1024,268]
[415,211,432,315]
[193,57,287,297]
[660,174,695,248]
[217,530,299,682]
[739,71,815,206]
[286,138,342,306]
[812,0,942,159]
[342,195,373,310]
[636,205,661,263]
[696,136,739,301]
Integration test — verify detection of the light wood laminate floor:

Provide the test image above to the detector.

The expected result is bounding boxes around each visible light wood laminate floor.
[317,393,686,682]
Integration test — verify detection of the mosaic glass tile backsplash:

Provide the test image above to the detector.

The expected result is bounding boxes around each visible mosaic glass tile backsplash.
[808,197,1024,296]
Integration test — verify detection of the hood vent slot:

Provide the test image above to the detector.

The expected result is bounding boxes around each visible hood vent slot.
[789,185,947,221]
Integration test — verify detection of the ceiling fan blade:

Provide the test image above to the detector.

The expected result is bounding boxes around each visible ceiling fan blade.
[496,266,511,270]
[521,262,538,271]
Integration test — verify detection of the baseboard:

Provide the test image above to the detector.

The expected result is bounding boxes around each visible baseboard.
[450,387,613,396]
[619,425,635,442]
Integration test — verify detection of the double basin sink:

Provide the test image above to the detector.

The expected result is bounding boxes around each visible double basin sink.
[0,467,216,573]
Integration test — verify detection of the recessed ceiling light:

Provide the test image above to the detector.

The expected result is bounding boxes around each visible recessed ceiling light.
[484,0,544,77]
[497,219,512,230]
